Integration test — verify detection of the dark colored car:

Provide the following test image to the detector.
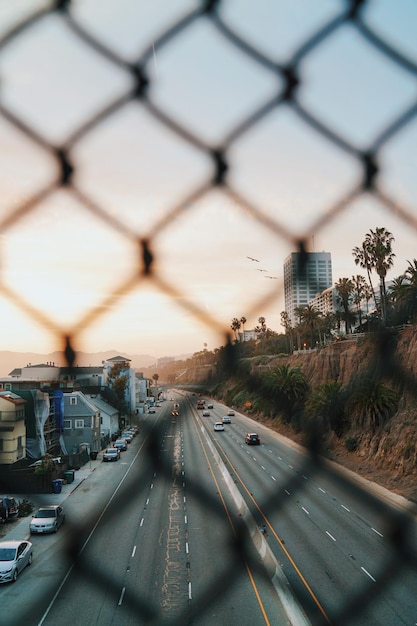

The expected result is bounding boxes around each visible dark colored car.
[114,439,128,451]
[29,505,65,534]
[245,433,260,445]
[0,496,19,524]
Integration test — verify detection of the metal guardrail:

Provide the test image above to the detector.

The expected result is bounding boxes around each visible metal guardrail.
[1,2,417,624]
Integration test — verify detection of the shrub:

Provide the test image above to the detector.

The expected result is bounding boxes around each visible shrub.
[345,436,358,452]
[17,499,34,518]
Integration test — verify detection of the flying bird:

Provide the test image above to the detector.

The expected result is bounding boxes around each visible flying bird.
[265,276,278,279]
[246,256,259,262]
[257,269,267,272]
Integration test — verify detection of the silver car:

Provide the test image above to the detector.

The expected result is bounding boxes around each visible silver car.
[30,505,65,534]
[0,540,33,583]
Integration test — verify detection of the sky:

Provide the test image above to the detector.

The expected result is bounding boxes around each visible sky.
[0,0,417,361]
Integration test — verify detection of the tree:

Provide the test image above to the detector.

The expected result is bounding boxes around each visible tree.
[305,381,347,437]
[351,274,369,328]
[352,242,377,306]
[240,316,247,338]
[231,318,241,341]
[152,373,159,386]
[355,227,395,325]
[346,378,398,432]
[262,364,309,425]
[280,310,294,352]
[335,277,354,334]
[297,304,322,348]
[108,362,129,426]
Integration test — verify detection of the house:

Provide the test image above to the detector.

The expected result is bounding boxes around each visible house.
[62,392,101,455]
[0,391,27,465]
[85,394,119,441]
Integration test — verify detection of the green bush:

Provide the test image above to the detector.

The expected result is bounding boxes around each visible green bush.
[17,499,34,518]
[345,436,358,452]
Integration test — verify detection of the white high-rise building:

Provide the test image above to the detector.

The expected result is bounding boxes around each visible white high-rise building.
[284,251,332,325]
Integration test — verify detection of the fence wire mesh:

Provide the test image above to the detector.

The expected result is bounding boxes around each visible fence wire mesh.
[1,1,417,624]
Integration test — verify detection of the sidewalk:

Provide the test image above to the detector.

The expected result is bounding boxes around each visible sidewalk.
[1,455,102,541]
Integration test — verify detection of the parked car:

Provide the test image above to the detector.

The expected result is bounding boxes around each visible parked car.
[149,407,156,414]
[214,422,225,432]
[102,448,120,462]
[30,505,65,534]
[120,432,132,444]
[202,410,210,417]
[0,496,19,524]
[245,433,260,445]
[207,403,214,409]
[113,439,128,452]
[227,409,235,416]
[0,540,33,583]
[222,416,231,424]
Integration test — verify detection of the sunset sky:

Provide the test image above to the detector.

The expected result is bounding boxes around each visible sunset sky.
[0,0,417,361]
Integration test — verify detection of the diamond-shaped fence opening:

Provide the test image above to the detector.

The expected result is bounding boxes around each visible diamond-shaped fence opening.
[1,2,417,625]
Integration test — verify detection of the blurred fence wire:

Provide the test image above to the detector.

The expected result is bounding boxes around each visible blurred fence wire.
[1,1,417,624]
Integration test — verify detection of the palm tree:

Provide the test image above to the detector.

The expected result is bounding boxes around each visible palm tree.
[335,277,354,334]
[231,318,241,341]
[262,364,309,425]
[362,227,395,325]
[305,381,347,437]
[346,378,398,432]
[280,310,294,352]
[351,274,368,328]
[352,242,377,305]
[240,316,247,339]
[297,304,322,348]
[403,259,417,321]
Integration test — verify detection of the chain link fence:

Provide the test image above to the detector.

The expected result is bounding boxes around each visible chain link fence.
[1,1,417,624]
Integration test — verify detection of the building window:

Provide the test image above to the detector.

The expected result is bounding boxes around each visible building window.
[70,397,77,405]
[64,420,71,430]
[75,419,84,428]
[4,384,11,391]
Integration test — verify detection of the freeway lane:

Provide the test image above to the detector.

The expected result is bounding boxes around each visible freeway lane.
[29,396,290,625]
[194,398,417,625]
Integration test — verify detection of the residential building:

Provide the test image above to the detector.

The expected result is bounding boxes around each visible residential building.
[284,251,333,325]
[62,392,101,455]
[0,391,26,465]
[85,394,119,440]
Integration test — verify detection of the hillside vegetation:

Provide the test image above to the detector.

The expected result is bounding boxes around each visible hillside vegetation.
[163,327,417,504]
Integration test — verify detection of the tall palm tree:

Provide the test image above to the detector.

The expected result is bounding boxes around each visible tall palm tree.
[231,318,241,341]
[305,381,346,437]
[335,277,354,334]
[351,274,368,328]
[352,242,377,305]
[346,378,398,432]
[364,227,395,325]
[240,316,247,341]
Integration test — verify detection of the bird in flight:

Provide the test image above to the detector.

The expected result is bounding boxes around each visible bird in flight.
[257,269,267,272]
[246,256,259,262]
[265,276,278,279]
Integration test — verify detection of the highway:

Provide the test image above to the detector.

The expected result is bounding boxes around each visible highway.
[1,393,416,626]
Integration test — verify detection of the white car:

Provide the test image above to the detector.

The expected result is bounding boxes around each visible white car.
[202,410,210,417]
[222,416,231,424]
[214,422,224,432]
[0,541,33,583]
[227,409,235,416]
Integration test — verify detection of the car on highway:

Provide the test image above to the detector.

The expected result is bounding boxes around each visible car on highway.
[30,505,65,534]
[214,422,225,432]
[202,410,210,416]
[149,407,156,414]
[0,495,19,524]
[207,403,214,409]
[245,433,260,445]
[227,409,235,416]
[222,416,231,424]
[102,448,120,462]
[0,540,33,583]
[113,439,128,452]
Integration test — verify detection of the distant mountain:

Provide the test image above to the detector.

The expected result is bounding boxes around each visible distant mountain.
[0,350,158,377]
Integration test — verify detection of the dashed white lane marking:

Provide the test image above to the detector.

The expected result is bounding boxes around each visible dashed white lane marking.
[361,567,376,582]
[326,531,336,542]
